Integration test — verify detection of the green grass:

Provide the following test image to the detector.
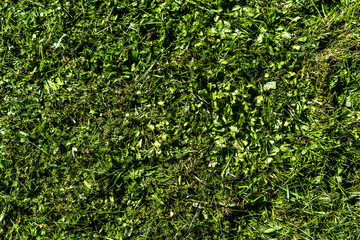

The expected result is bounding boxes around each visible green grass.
[1,0,360,239]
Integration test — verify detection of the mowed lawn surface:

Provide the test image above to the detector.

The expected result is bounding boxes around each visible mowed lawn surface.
[1,0,360,239]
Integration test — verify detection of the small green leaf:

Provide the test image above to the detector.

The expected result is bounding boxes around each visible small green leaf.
[220,59,228,65]
[230,126,238,133]
[292,45,300,50]
[198,89,210,99]
[263,81,276,90]
[263,227,282,234]
[298,36,307,42]
[280,31,291,39]
[84,181,92,189]
[232,5,241,11]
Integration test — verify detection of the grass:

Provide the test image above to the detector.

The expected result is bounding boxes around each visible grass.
[1,0,360,239]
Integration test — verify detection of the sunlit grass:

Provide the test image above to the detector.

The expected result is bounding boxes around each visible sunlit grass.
[0,0,360,239]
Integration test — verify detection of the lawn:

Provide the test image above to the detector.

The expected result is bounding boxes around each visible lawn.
[1,0,360,239]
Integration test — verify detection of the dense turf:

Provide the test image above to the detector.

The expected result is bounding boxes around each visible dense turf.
[1,0,360,239]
